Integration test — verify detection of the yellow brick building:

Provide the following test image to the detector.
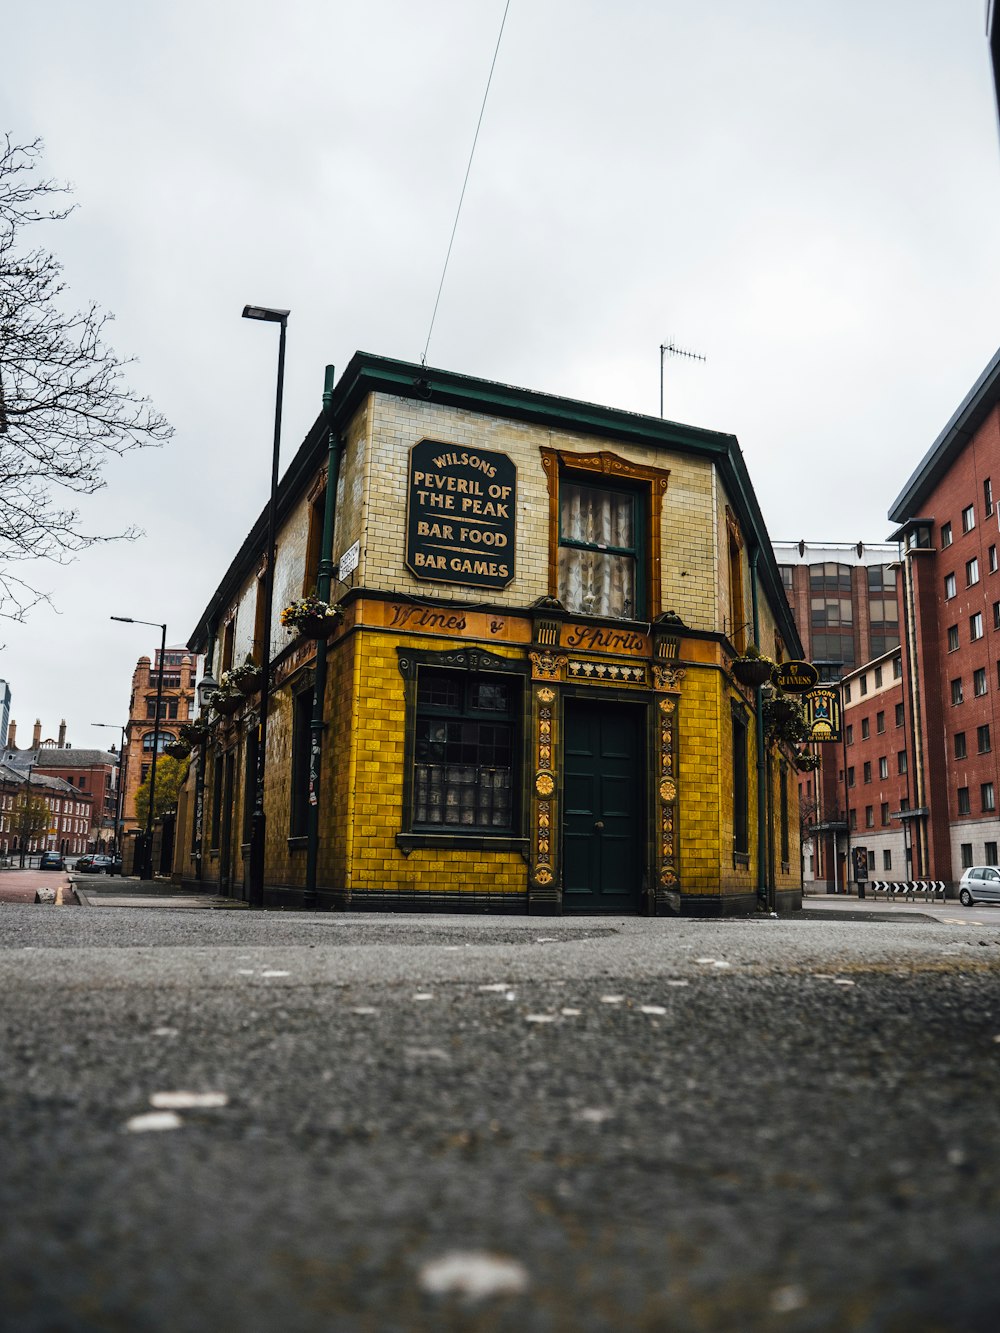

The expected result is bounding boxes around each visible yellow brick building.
[177,354,803,915]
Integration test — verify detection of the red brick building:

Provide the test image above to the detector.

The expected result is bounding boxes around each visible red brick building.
[122,648,197,835]
[888,346,1000,884]
[2,720,113,851]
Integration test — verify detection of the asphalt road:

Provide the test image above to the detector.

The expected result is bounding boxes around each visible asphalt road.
[2,905,1000,1332]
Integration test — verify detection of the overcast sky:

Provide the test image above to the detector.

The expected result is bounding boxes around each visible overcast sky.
[1,0,998,749]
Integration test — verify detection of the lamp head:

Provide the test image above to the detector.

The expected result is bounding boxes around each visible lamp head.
[242,305,289,324]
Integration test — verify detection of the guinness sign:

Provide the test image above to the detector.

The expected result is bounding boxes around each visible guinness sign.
[773,660,819,694]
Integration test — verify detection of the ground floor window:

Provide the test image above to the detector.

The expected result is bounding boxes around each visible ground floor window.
[414,669,516,830]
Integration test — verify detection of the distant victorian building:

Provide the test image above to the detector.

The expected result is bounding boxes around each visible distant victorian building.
[121,648,197,836]
[177,352,803,916]
[2,719,114,851]
[0,762,94,857]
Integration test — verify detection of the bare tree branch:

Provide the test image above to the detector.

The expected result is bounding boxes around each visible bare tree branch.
[0,135,172,620]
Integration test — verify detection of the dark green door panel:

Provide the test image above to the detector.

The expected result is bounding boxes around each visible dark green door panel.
[563,699,643,912]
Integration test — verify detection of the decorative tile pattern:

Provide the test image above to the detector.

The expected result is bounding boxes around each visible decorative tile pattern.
[567,660,647,684]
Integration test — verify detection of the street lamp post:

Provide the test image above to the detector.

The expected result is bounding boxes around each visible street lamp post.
[92,723,127,855]
[242,303,289,909]
[111,617,167,879]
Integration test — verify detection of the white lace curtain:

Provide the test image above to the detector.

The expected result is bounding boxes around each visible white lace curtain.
[558,482,635,617]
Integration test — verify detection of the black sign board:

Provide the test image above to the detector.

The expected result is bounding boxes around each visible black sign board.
[406,440,516,590]
[852,846,869,884]
[773,660,819,694]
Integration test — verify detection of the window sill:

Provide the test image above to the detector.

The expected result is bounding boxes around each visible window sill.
[287,836,308,851]
[732,852,750,869]
[397,832,530,859]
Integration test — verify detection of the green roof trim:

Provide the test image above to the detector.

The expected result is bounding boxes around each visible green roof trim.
[189,352,800,656]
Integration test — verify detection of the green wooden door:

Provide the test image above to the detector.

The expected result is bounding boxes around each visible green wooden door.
[563,699,643,912]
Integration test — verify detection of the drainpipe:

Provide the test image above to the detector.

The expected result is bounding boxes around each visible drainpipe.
[304,365,341,909]
[750,546,769,910]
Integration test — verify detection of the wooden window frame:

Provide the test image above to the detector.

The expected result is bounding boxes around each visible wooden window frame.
[540,448,669,621]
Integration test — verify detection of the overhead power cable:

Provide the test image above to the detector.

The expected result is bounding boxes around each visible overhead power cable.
[421,0,511,367]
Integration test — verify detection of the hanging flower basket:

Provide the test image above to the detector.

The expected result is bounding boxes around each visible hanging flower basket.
[794,750,821,772]
[280,595,343,639]
[222,657,263,696]
[210,689,244,717]
[179,719,210,748]
[763,693,810,749]
[731,651,775,688]
[165,741,191,761]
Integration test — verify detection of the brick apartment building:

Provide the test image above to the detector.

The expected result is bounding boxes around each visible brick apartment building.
[887,346,1000,884]
[121,648,198,836]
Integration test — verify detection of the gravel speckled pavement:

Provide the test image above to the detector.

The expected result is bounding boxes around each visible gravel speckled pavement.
[2,904,1000,1331]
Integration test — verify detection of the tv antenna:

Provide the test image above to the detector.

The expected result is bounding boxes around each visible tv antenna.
[660,340,706,418]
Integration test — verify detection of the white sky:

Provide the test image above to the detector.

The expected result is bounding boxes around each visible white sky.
[1,0,998,747]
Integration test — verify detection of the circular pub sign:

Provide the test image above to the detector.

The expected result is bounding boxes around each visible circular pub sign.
[772,660,819,694]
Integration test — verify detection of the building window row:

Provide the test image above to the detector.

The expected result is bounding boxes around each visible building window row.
[957,784,995,816]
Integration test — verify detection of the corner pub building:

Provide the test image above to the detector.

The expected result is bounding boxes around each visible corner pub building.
[176,353,803,916]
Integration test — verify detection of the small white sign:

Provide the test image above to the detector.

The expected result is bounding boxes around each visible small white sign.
[338,540,360,580]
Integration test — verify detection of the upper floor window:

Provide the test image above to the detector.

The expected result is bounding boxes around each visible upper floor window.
[778,565,794,591]
[986,477,994,519]
[810,562,854,667]
[559,479,643,619]
[951,677,964,705]
[958,786,971,815]
[867,564,899,657]
[542,449,668,626]
[859,675,868,696]
[947,625,960,652]
[971,612,984,642]
[874,666,883,687]
[141,731,175,753]
[845,724,854,745]
[990,546,998,575]
[955,731,967,759]
[974,667,988,697]
[962,504,976,534]
[967,558,980,587]
[940,521,953,548]
[978,724,991,754]
[861,717,870,740]
[893,655,902,679]
[876,710,885,734]
[945,573,957,599]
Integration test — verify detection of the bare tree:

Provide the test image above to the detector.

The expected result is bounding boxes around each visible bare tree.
[0,135,172,619]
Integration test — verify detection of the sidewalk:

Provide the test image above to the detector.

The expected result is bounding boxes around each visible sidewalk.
[71,874,247,910]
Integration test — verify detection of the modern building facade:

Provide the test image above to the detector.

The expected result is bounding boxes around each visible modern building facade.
[771,541,901,671]
[176,353,803,916]
[772,540,902,888]
[888,346,1000,885]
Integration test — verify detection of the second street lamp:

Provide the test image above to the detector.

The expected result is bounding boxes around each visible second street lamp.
[92,722,128,856]
[242,303,289,908]
[111,616,167,879]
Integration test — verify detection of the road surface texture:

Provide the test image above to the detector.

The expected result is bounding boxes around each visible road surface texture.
[2,905,1000,1331]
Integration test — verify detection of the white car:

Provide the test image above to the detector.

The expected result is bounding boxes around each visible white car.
[958,866,1000,906]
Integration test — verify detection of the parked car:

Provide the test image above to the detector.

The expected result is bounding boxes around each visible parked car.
[74,855,102,874]
[958,866,1000,905]
[39,851,65,871]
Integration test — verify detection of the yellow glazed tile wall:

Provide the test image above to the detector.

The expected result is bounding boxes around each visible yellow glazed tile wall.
[339,627,527,898]
[676,665,726,895]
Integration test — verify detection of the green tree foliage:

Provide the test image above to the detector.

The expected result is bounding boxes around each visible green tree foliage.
[16,791,49,844]
[134,755,189,827]
[0,135,173,619]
